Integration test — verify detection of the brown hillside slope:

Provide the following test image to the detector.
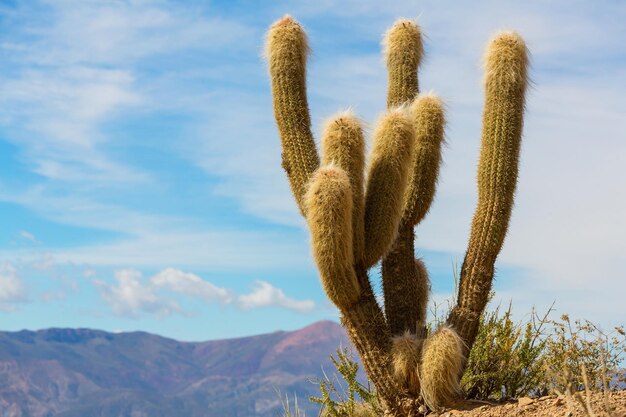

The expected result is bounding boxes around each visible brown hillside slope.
[0,321,353,417]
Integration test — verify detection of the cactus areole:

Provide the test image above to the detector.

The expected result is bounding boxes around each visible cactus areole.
[266,15,528,416]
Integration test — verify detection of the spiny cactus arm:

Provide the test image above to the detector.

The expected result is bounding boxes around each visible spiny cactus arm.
[401,94,446,226]
[363,109,415,269]
[321,112,367,268]
[305,165,406,413]
[305,166,361,308]
[266,16,319,215]
[384,19,423,108]
[419,326,465,410]
[447,32,529,356]
[382,95,445,336]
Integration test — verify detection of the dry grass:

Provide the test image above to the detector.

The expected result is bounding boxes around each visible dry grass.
[556,364,622,417]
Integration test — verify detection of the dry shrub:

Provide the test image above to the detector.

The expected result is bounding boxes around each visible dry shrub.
[544,314,626,393]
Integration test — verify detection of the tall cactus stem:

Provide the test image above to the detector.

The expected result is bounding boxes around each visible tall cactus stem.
[266,16,319,215]
[447,32,529,356]
[342,285,406,413]
[307,166,406,412]
[382,94,445,336]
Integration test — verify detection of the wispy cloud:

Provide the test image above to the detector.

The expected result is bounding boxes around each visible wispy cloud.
[0,186,311,270]
[0,1,253,185]
[31,252,56,272]
[19,230,39,244]
[0,58,145,183]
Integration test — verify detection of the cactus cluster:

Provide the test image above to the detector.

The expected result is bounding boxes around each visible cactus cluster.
[266,15,528,416]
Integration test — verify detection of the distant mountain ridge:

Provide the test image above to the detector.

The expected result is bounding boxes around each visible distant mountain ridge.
[0,321,353,417]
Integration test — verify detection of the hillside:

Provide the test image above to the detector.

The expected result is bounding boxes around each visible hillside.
[0,321,353,417]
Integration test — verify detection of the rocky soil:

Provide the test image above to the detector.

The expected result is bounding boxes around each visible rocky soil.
[429,390,626,417]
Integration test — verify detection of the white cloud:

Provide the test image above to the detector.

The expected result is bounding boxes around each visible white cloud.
[237,280,315,314]
[0,186,311,270]
[38,229,308,270]
[0,262,27,311]
[0,64,145,183]
[16,1,252,67]
[95,268,315,318]
[151,268,233,303]
[95,269,181,318]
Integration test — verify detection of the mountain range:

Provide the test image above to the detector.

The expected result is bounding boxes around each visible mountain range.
[0,320,356,417]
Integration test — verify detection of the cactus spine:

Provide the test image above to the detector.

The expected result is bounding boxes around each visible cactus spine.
[266,15,528,416]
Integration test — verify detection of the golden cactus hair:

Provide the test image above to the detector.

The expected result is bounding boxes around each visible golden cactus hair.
[391,332,423,396]
[383,19,424,107]
[447,31,529,353]
[363,107,415,268]
[419,326,465,410]
[321,111,366,265]
[266,16,319,215]
[402,93,446,226]
[305,166,360,310]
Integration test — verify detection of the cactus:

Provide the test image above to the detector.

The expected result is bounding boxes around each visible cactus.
[266,16,528,416]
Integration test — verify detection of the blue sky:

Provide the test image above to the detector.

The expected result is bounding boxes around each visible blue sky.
[0,0,624,341]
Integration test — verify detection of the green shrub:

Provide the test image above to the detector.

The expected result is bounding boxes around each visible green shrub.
[309,348,381,417]
[461,302,551,400]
